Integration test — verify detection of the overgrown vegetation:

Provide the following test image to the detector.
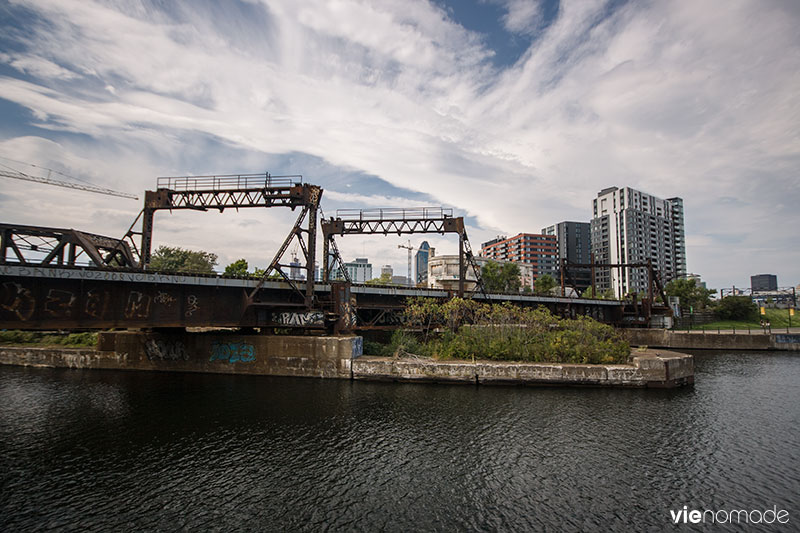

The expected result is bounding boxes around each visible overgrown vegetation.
[682,307,795,331]
[0,331,98,347]
[481,261,521,293]
[664,278,716,314]
[150,246,218,273]
[366,298,629,364]
[714,295,759,321]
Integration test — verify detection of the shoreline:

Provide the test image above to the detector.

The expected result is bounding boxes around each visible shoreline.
[0,331,693,388]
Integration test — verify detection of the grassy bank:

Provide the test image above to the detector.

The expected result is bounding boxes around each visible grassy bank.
[0,330,98,348]
[365,299,630,364]
[681,308,797,331]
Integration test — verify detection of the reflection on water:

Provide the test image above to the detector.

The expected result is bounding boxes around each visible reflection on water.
[1,351,799,531]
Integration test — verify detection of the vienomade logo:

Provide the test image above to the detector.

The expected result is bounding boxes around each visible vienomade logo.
[670,505,790,525]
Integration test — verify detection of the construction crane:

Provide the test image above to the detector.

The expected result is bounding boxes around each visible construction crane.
[0,157,138,199]
[397,240,416,287]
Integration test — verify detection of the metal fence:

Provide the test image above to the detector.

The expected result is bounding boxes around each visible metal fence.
[157,173,302,191]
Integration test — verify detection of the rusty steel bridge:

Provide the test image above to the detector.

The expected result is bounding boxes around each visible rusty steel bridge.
[0,173,669,333]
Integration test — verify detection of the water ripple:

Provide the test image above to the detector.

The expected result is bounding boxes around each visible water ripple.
[1,352,799,531]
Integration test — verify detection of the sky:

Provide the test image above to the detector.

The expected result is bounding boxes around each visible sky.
[0,0,798,290]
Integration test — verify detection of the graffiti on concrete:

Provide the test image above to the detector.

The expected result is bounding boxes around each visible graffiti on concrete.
[272,310,324,326]
[154,292,176,306]
[125,291,152,319]
[44,289,76,317]
[185,294,199,317]
[775,334,800,344]
[144,339,189,361]
[351,336,363,358]
[209,342,256,363]
[1,282,35,321]
[85,289,110,319]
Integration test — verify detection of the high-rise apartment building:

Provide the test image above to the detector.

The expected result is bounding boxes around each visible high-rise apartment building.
[480,233,558,280]
[591,187,686,297]
[344,258,372,283]
[415,241,430,286]
[541,221,592,292]
[751,274,778,292]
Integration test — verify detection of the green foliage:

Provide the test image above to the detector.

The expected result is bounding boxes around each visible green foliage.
[481,260,521,293]
[224,258,249,277]
[665,278,716,313]
[0,331,98,347]
[395,299,630,364]
[534,274,557,295]
[149,246,218,273]
[366,272,394,285]
[714,296,759,321]
[581,286,616,299]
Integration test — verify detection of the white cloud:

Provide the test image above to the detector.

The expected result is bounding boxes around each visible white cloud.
[0,0,798,288]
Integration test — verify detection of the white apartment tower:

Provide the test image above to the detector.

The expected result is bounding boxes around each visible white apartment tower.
[591,187,686,297]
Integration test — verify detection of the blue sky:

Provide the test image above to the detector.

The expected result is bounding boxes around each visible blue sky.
[0,0,798,289]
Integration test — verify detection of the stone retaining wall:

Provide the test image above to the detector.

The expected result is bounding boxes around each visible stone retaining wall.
[0,332,693,388]
[353,349,693,388]
[625,329,800,351]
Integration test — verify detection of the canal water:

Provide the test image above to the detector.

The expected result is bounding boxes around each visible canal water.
[1,351,798,531]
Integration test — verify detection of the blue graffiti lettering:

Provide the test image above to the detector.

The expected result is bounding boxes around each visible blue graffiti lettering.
[209,342,256,363]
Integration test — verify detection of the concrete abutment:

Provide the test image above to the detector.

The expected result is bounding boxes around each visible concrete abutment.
[0,331,693,388]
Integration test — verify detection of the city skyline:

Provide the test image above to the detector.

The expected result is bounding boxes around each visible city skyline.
[0,1,798,290]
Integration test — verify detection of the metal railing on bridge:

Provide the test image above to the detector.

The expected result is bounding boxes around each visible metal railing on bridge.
[334,207,453,221]
[156,173,302,191]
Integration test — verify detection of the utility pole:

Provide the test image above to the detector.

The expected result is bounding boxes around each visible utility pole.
[398,240,414,287]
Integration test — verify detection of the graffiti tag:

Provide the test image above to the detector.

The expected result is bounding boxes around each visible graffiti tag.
[125,291,151,319]
[154,292,176,306]
[144,339,189,361]
[209,342,256,363]
[272,311,324,326]
[85,289,110,319]
[1,282,35,321]
[44,289,76,317]
[185,294,199,317]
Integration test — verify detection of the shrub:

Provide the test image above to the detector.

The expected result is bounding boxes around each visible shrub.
[714,296,758,321]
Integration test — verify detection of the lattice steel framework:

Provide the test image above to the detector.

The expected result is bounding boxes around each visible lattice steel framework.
[130,172,323,307]
[321,207,486,298]
[0,223,138,269]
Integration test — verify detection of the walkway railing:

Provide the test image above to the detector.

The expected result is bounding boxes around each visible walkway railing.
[335,207,453,221]
[157,173,302,191]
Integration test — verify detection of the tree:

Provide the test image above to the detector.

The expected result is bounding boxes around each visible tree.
[481,261,521,293]
[715,296,758,321]
[149,246,217,273]
[534,274,557,295]
[366,272,394,285]
[224,258,249,277]
[665,278,716,314]
[582,286,616,299]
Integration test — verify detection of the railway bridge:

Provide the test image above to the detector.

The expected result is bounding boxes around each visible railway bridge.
[0,172,669,333]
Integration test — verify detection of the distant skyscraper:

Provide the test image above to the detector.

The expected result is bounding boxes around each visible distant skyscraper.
[381,265,393,277]
[591,186,686,297]
[415,241,430,286]
[480,233,558,280]
[344,258,372,283]
[751,274,778,292]
[542,221,591,292]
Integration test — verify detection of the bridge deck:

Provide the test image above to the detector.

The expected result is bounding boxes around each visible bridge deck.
[1,264,622,331]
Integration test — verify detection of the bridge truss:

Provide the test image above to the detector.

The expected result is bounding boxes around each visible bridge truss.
[321,207,487,299]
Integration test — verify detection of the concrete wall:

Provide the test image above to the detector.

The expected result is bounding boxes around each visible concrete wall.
[352,349,693,388]
[625,329,800,351]
[0,332,363,378]
[0,332,694,388]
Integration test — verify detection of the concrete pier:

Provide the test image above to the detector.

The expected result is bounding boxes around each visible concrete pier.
[0,331,693,388]
[625,329,800,351]
[0,331,361,379]
[353,349,693,388]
